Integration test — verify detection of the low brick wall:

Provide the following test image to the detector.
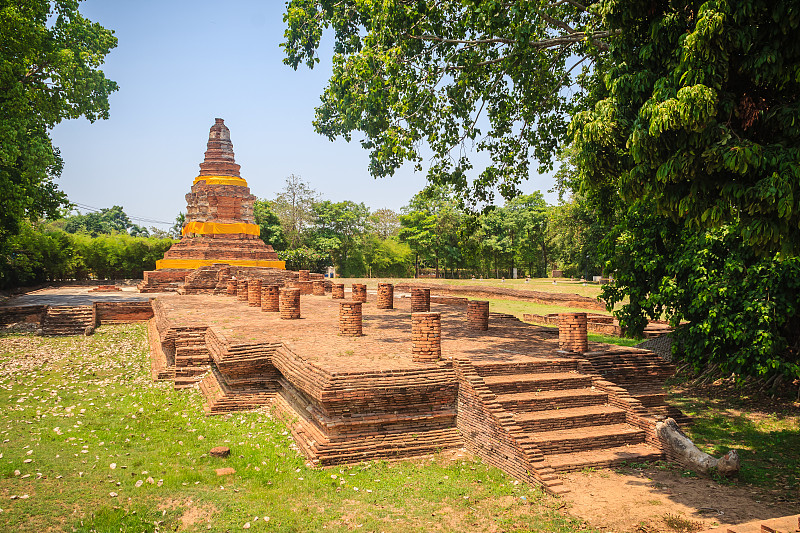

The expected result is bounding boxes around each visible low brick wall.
[95,301,154,323]
[523,313,624,337]
[0,305,47,325]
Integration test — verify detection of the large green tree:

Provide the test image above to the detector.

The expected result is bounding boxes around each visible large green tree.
[573,0,800,253]
[282,0,606,203]
[1,0,118,284]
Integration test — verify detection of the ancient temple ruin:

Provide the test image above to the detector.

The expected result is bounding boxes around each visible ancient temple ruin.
[139,119,284,292]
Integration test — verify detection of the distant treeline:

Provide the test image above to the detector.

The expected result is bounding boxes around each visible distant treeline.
[1,221,173,288]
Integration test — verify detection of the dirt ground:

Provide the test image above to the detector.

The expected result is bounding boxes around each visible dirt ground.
[559,465,798,532]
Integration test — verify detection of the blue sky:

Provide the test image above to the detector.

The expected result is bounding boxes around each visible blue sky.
[51,0,558,228]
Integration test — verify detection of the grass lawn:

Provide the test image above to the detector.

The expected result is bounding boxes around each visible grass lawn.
[669,390,800,501]
[0,324,593,532]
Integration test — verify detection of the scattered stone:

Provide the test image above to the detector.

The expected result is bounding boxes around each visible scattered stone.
[209,446,231,458]
[109,492,117,498]
[243,523,251,529]
[135,480,143,488]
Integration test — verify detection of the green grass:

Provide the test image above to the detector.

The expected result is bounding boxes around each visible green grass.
[339,277,605,299]
[485,299,642,347]
[669,394,800,499]
[0,325,594,532]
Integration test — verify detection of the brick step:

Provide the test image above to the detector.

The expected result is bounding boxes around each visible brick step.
[495,388,607,411]
[525,423,645,454]
[312,428,464,466]
[515,405,626,432]
[546,444,663,472]
[482,372,593,394]
[631,391,668,406]
[472,358,578,377]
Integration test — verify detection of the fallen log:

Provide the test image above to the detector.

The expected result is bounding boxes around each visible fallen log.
[656,417,740,476]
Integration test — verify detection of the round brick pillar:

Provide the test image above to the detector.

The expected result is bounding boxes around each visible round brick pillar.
[412,312,441,362]
[338,301,363,336]
[331,283,345,299]
[377,283,394,309]
[410,288,431,312]
[279,288,301,319]
[559,312,588,353]
[247,279,262,307]
[298,270,310,282]
[236,279,249,302]
[467,300,489,330]
[351,284,367,302]
[312,280,325,296]
[226,279,237,296]
[298,280,313,295]
[261,285,280,312]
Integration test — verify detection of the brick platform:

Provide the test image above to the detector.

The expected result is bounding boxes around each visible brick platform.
[298,270,310,282]
[226,279,237,295]
[145,292,686,493]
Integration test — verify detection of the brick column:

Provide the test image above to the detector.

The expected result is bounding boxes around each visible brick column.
[298,281,313,295]
[298,270,310,282]
[559,312,588,353]
[331,283,345,299]
[279,288,301,319]
[226,279,237,296]
[377,283,394,309]
[352,284,367,302]
[247,279,262,307]
[236,279,249,302]
[411,288,430,312]
[261,285,280,312]
[312,280,325,296]
[467,300,489,330]
[412,312,441,362]
[338,301,363,336]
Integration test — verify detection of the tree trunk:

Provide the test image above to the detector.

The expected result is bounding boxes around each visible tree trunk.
[656,418,740,476]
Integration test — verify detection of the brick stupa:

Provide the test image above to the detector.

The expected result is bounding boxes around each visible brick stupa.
[140,119,284,291]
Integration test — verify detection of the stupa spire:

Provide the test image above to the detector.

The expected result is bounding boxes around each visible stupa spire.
[198,118,241,177]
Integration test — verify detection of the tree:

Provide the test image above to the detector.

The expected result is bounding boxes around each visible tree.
[63,206,137,236]
[282,0,606,203]
[272,174,318,248]
[170,213,185,239]
[369,208,401,239]
[311,200,370,275]
[1,0,118,282]
[253,199,287,251]
[572,0,800,254]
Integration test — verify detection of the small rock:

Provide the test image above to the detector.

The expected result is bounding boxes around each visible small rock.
[243,523,251,529]
[135,480,143,488]
[109,492,117,498]
[23,459,32,464]
[216,467,236,476]
[146,477,155,484]
[209,446,230,458]
[110,463,117,470]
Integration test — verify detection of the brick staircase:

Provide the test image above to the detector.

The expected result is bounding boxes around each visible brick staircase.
[582,348,691,424]
[41,306,95,336]
[473,357,663,472]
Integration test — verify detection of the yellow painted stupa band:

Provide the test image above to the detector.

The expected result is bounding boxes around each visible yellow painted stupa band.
[156,258,286,270]
[193,175,249,187]
[182,221,260,237]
